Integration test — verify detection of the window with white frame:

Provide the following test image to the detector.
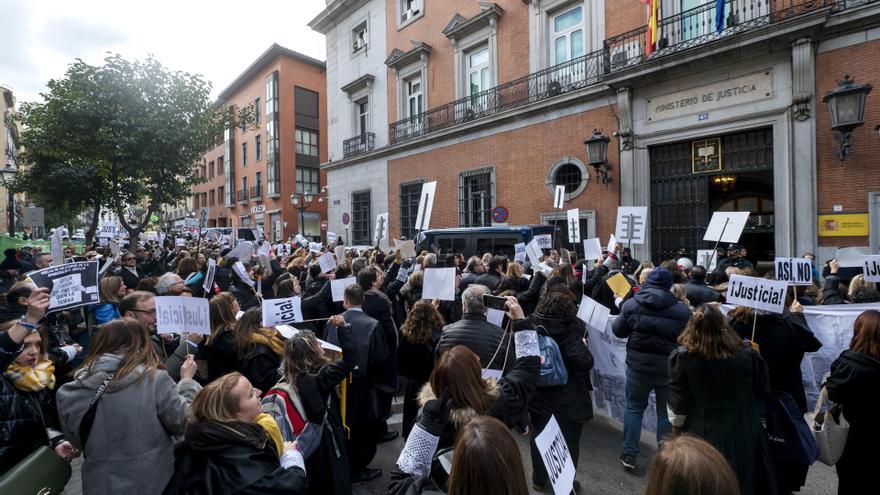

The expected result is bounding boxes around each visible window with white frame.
[355,97,370,135]
[400,0,422,23]
[352,22,368,53]
[467,45,491,97]
[405,76,423,119]
[551,4,585,65]
[295,128,319,157]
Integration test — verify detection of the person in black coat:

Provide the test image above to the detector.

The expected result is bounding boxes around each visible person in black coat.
[199,292,241,383]
[524,286,594,491]
[472,256,505,291]
[164,372,308,494]
[435,284,513,371]
[232,309,285,394]
[591,260,634,315]
[398,300,444,439]
[825,309,880,495]
[612,268,691,470]
[684,265,722,307]
[115,252,144,291]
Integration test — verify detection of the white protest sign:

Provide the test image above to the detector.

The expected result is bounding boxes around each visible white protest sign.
[397,266,410,283]
[330,277,357,302]
[155,296,211,335]
[51,227,65,266]
[175,238,186,247]
[837,247,872,268]
[28,262,100,312]
[261,297,304,327]
[375,212,389,244]
[576,295,611,333]
[514,243,526,263]
[606,233,617,254]
[536,415,575,495]
[98,256,117,277]
[487,308,505,327]
[566,208,581,243]
[397,240,417,259]
[109,241,121,257]
[862,255,880,283]
[525,239,543,266]
[583,238,603,260]
[422,267,456,301]
[258,241,271,256]
[414,181,437,231]
[703,211,750,243]
[276,325,342,352]
[775,257,813,285]
[553,185,566,209]
[225,241,254,261]
[534,234,552,249]
[294,234,309,247]
[233,262,255,287]
[258,254,273,276]
[335,246,345,265]
[326,232,337,244]
[309,242,323,253]
[696,249,718,271]
[615,206,648,245]
[726,274,788,314]
[317,252,336,273]
[202,258,217,293]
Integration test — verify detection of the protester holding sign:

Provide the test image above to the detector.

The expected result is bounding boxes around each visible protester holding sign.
[668,304,776,495]
[232,309,285,394]
[118,292,195,382]
[198,292,241,382]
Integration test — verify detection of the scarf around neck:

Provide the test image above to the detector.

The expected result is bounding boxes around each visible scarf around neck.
[250,328,285,358]
[4,359,56,392]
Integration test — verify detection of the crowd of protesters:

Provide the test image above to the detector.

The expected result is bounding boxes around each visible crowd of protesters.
[0,234,877,495]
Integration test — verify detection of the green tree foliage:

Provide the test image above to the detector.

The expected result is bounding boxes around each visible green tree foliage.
[13,54,252,242]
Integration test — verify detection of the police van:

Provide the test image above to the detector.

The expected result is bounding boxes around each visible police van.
[415,225,556,259]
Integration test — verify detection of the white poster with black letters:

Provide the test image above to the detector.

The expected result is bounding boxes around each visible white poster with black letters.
[726,275,788,314]
[414,181,437,231]
[202,258,217,293]
[535,415,575,495]
[615,206,648,245]
[525,239,544,266]
[514,243,526,263]
[775,257,813,285]
[566,209,581,243]
[534,234,553,249]
[262,297,304,327]
[155,296,211,335]
[29,262,100,312]
[862,255,880,283]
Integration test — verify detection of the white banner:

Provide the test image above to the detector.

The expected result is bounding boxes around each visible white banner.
[535,234,553,249]
[696,249,718,271]
[155,296,211,335]
[233,261,255,287]
[576,295,610,333]
[262,297,304,327]
[775,257,813,285]
[317,252,336,273]
[535,415,575,495]
[725,275,788,314]
[525,239,543,266]
[375,212,389,244]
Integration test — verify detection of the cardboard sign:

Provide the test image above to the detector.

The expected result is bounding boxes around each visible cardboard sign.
[525,239,543,266]
[29,262,100,312]
[535,415,576,495]
[775,257,813,285]
[836,247,872,268]
[397,240,417,259]
[317,252,336,273]
[514,242,526,263]
[308,242,323,253]
[261,297,304,327]
[583,238,603,260]
[703,211,750,243]
[233,261,255,287]
[225,241,254,262]
[606,272,631,299]
[576,295,611,333]
[202,258,216,293]
[726,274,788,314]
[375,212,389,244]
[414,181,437,231]
[566,208,581,243]
[615,206,648,245]
[422,267,456,301]
[553,185,566,209]
[696,249,718,271]
[862,255,880,283]
[155,296,211,335]
[330,277,357,302]
[534,234,553,249]
[486,308,505,327]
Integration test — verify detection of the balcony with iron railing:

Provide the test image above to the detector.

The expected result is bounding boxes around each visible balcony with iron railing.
[383,0,873,148]
[250,184,262,200]
[343,132,376,158]
[237,189,248,204]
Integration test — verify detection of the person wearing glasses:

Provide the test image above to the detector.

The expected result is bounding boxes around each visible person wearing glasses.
[116,252,143,291]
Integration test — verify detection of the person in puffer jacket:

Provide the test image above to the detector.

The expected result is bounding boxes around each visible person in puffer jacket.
[611,268,691,471]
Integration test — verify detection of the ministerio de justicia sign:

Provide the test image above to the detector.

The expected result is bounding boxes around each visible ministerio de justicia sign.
[647,70,774,122]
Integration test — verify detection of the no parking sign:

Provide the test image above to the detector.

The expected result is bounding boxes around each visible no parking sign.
[492,205,509,223]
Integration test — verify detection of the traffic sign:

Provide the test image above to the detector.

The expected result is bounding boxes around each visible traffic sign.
[492,206,509,223]
[321,220,328,231]
[342,212,350,225]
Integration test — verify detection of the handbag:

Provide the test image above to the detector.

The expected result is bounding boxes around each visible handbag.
[804,387,850,466]
[0,446,72,495]
[758,390,820,465]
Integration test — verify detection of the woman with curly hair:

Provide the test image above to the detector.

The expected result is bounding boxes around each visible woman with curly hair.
[398,299,445,438]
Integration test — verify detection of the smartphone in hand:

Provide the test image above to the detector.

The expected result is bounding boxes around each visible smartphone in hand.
[482,294,508,310]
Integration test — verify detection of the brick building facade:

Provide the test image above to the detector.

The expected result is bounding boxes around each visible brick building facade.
[315,0,880,264]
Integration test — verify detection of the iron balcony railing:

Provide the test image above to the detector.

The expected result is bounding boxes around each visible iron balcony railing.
[343,132,376,158]
[250,184,262,200]
[237,189,248,203]
[384,0,873,147]
[389,49,605,145]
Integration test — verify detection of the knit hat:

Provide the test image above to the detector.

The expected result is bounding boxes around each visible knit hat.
[645,268,673,289]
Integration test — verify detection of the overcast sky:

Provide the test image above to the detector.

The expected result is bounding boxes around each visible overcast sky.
[0,0,328,105]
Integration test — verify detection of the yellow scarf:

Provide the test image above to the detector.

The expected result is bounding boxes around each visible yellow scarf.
[250,328,286,358]
[4,359,56,392]
[255,412,284,457]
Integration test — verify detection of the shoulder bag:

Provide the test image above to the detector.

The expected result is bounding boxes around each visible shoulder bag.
[805,387,849,466]
[79,373,114,448]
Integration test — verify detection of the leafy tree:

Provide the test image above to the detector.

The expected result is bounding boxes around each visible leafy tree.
[13,54,252,242]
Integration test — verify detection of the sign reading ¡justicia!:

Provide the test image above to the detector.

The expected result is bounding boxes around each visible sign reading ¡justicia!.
[647,71,773,122]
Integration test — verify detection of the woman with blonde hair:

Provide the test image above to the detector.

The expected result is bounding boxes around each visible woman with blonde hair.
[56,318,201,494]
[165,372,307,494]
[93,275,126,324]
[847,274,876,301]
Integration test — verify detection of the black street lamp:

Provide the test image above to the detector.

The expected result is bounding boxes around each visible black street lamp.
[289,187,328,240]
[584,129,611,188]
[822,75,873,162]
[1,165,17,237]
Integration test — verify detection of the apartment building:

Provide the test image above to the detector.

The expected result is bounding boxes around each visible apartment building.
[191,44,327,242]
[1,85,23,236]
[314,0,880,264]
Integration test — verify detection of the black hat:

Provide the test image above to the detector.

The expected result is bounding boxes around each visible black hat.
[0,257,22,271]
[727,244,744,251]
[3,248,17,258]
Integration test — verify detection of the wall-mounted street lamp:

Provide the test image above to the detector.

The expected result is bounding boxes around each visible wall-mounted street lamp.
[822,75,872,162]
[584,129,611,188]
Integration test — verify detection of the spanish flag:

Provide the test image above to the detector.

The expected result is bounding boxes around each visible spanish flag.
[642,0,659,55]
